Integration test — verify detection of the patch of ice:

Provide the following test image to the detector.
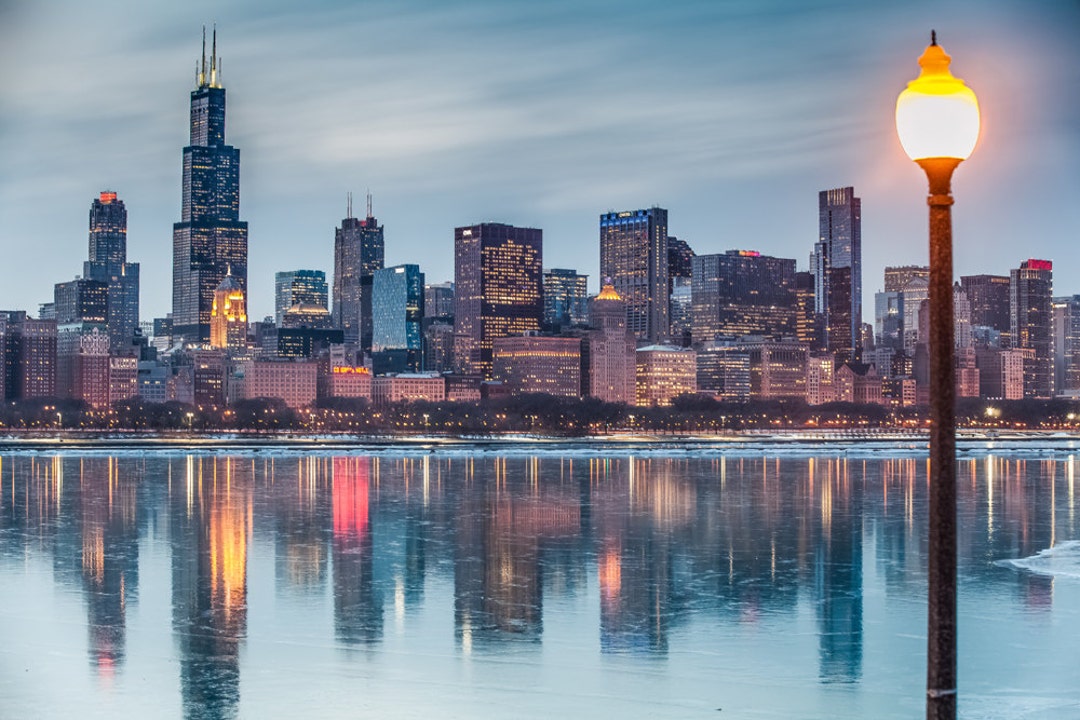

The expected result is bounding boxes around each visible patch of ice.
[996,541,1080,580]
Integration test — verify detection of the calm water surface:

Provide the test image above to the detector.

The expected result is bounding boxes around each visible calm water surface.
[1,446,1079,719]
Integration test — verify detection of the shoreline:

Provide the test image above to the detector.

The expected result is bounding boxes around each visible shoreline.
[0,428,1076,452]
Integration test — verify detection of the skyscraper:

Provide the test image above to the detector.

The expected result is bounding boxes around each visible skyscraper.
[1011,259,1054,398]
[454,223,542,379]
[371,264,425,373]
[600,208,669,342]
[275,270,328,324]
[812,187,862,361]
[84,191,139,350]
[172,28,248,345]
[585,283,636,404]
[960,274,1011,341]
[210,270,248,352]
[691,250,797,344]
[332,193,384,350]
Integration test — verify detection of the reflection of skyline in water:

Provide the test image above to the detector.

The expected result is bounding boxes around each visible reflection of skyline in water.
[0,449,1077,716]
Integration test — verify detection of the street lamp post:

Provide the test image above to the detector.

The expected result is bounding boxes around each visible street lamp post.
[895,31,980,720]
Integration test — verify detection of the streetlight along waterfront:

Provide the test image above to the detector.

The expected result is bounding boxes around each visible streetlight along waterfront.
[895,31,980,720]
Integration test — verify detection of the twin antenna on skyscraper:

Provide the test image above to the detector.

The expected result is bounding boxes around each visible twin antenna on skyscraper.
[345,191,374,220]
[196,24,222,89]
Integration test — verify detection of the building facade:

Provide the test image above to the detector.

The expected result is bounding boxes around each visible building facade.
[372,264,425,373]
[961,274,1011,341]
[811,187,862,361]
[275,270,328,325]
[691,250,797,344]
[542,268,589,331]
[635,345,696,407]
[492,335,582,398]
[454,223,543,379]
[172,30,249,345]
[600,208,669,342]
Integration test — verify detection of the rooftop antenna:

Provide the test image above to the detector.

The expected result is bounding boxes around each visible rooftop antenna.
[347,192,353,219]
[210,24,218,87]
[366,189,373,219]
[199,25,207,86]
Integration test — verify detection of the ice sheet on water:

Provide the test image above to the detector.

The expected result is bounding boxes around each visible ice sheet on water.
[996,541,1080,580]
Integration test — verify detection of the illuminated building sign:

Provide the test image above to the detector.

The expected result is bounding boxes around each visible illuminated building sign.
[332,366,371,375]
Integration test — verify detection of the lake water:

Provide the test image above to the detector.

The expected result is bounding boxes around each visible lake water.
[1,443,1079,719]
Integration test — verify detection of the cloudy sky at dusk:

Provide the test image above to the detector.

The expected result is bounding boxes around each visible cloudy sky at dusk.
[1,0,1078,322]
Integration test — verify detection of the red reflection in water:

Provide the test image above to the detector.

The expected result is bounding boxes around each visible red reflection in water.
[333,458,370,537]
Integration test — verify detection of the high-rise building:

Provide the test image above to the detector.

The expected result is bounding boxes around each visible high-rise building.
[1011,259,1054,398]
[83,191,140,350]
[542,268,589,331]
[275,270,328,324]
[332,193,384,349]
[4,316,57,399]
[899,277,929,353]
[1053,296,1080,394]
[874,291,903,350]
[172,29,248,345]
[454,223,543,379]
[424,282,455,321]
[600,208,669,342]
[371,264,425,373]
[691,250,797,344]
[883,265,929,294]
[794,271,819,348]
[961,274,1012,341]
[696,345,752,401]
[209,270,247,352]
[54,279,108,325]
[584,283,636,404]
[954,283,972,349]
[811,187,862,361]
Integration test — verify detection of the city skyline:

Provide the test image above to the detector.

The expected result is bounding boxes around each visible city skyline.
[1,2,1078,323]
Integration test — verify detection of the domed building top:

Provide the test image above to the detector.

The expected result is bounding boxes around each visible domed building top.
[595,283,622,301]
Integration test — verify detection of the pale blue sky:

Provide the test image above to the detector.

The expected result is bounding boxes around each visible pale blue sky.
[1,0,1077,321]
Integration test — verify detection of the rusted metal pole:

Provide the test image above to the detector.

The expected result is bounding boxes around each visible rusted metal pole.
[918,156,961,720]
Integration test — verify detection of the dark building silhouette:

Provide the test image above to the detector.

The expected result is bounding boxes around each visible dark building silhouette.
[600,208,669,342]
[962,274,1012,341]
[812,187,862,361]
[453,223,543,379]
[84,192,140,350]
[332,193,384,350]
[172,29,249,345]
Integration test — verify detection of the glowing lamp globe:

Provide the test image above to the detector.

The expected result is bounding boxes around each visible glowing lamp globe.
[895,33,980,162]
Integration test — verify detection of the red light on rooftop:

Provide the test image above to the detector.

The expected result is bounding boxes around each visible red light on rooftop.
[1025,259,1052,271]
[737,250,761,257]
[99,191,117,204]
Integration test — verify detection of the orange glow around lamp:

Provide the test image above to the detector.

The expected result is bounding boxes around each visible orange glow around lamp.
[896,32,979,720]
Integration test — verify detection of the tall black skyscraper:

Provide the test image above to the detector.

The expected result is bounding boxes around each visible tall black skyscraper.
[84,191,139,350]
[172,28,248,345]
[332,193,384,349]
[812,187,862,361]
